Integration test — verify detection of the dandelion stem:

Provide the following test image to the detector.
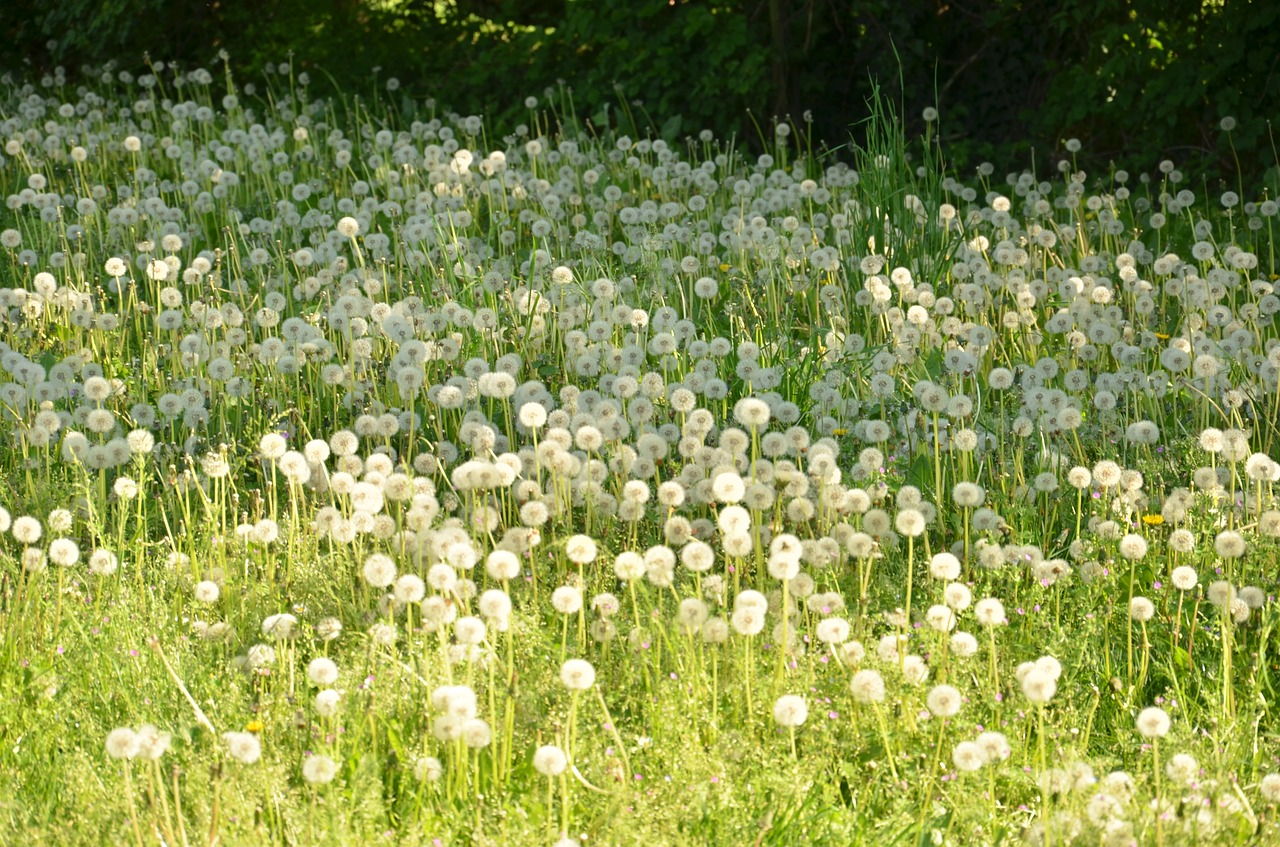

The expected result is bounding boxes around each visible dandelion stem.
[988,627,1001,706]
[122,762,146,847]
[903,534,915,636]
[1038,704,1051,847]
[915,718,948,841]
[151,637,217,734]
[595,688,631,781]
[776,577,790,684]
[560,771,570,837]
[1152,738,1164,847]
[872,703,900,783]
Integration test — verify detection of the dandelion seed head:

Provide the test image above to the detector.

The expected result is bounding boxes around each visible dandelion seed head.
[926,684,963,717]
[929,552,961,580]
[953,741,986,772]
[1128,596,1155,622]
[1135,706,1170,739]
[974,597,1006,626]
[1020,667,1057,704]
[223,731,261,764]
[1214,530,1246,559]
[105,727,139,759]
[362,554,397,588]
[308,657,339,687]
[949,631,978,658]
[558,660,596,696]
[772,694,808,727]
[533,744,568,777]
[850,669,885,704]
[551,585,583,615]
[1260,773,1280,804]
[302,754,338,784]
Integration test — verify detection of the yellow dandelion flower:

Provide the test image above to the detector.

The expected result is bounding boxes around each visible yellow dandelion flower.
[1141,514,1164,526]
[245,719,265,733]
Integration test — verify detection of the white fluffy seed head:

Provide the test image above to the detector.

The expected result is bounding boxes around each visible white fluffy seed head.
[551,585,583,614]
[1165,753,1198,783]
[1136,706,1171,739]
[926,604,956,632]
[952,741,987,772]
[1170,566,1198,591]
[565,534,598,564]
[895,508,926,537]
[362,553,397,588]
[194,580,221,603]
[926,684,963,717]
[1260,773,1280,804]
[533,744,568,776]
[929,552,961,580]
[1214,530,1246,559]
[486,550,521,581]
[307,657,339,686]
[943,582,972,610]
[105,727,139,759]
[815,617,850,644]
[1020,668,1057,704]
[314,688,342,717]
[1118,534,1148,560]
[223,731,262,764]
[414,756,444,782]
[302,754,338,784]
[1129,596,1155,622]
[772,694,808,727]
[951,482,984,508]
[974,597,1006,626]
[455,616,487,645]
[949,631,978,658]
[559,658,596,690]
[976,731,1011,762]
[850,669,885,704]
[336,216,360,238]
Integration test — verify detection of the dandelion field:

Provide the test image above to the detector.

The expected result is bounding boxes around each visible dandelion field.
[2,61,1280,846]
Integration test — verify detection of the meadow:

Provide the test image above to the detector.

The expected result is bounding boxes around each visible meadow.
[0,59,1279,846]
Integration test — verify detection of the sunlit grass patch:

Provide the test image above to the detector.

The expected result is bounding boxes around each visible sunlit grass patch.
[0,58,1279,846]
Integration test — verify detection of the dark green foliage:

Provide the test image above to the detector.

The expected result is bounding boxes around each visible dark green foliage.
[531,1,768,139]
[1037,0,1280,178]
[2,0,1277,183]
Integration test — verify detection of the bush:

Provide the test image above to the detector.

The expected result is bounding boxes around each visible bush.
[2,0,1277,183]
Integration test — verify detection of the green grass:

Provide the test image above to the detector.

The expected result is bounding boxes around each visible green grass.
[0,58,1278,846]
